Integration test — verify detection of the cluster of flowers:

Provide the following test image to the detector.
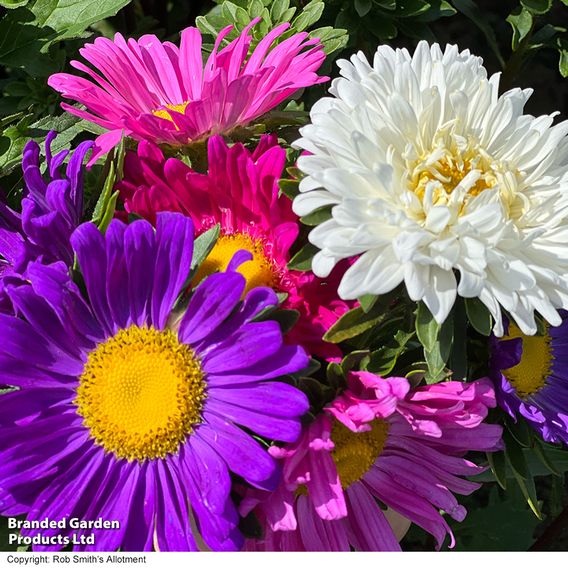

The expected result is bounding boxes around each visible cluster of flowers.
[1,19,567,552]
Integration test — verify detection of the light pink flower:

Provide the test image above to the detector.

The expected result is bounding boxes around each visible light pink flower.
[48,20,327,164]
[116,135,350,359]
[242,373,503,551]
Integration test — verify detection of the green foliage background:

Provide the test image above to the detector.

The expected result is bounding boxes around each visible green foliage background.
[1,0,568,552]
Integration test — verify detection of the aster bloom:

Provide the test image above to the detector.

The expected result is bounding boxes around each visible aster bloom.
[242,372,502,551]
[117,135,350,358]
[47,20,327,164]
[491,318,568,445]
[0,212,310,551]
[0,132,93,281]
[293,41,568,336]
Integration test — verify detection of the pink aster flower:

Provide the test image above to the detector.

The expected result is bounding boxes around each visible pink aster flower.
[47,20,327,164]
[116,134,350,359]
[241,372,503,551]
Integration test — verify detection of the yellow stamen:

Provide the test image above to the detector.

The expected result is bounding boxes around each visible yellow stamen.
[152,101,191,124]
[193,232,277,295]
[410,153,497,211]
[331,419,389,489]
[75,326,205,461]
[503,324,552,398]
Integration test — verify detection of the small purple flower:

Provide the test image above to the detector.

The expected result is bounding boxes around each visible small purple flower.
[491,319,568,445]
[0,132,92,281]
[0,212,309,551]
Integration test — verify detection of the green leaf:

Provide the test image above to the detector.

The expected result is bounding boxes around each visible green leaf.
[510,466,542,519]
[450,486,539,551]
[559,42,568,77]
[248,0,264,18]
[190,224,220,271]
[520,0,552,14]
[279,178,300,200]
[507,7,533,50]
[415,301,439,351]
[287,242,318,272]
[451,0,505,66]
[0,112,34,174]
[291,0,324,31]
[358,294,378,313]
[270,0,289,21]
[415,302,453,383]
[309,26,349,54]
[323,304,387,344]
[504,430,529,480]
[487,450,507,490]
[340,350,370,374]
[0,0,30,7]
[98,191,119,234]
[300,206,332,226]
[92,162,116,226]
[366,330,416,375]
[464,297,492,336]
[0,0,131,76]
[267,309,301,334]
[354,0,372,17]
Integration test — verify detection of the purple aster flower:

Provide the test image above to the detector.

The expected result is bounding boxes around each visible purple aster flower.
[491,319,568,445]
[0,132,93,283]
[0,212,309,551]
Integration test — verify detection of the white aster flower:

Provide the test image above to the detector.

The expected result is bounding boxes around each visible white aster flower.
[293,41,568,336]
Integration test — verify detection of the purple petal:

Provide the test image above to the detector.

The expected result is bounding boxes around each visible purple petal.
[151,212,194,329]
[123,219,156,327]
[179,272,244,345]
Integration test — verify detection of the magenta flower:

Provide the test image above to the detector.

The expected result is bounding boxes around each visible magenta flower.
[241,372,503,551]
[47,20,327,164]
[117,135,351,359]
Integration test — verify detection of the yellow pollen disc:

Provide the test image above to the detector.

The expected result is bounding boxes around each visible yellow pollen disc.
[75,326,206,461]
[152,101,191,124]
[411,154,496,208]
[193,232,277,295]
[331,419,389,489]
[503,324,553,398]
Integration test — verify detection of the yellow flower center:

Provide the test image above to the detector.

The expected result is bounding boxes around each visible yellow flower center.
[331,419,389,489]
[75,326,205,461]
[410,151,497,210]
[193,232,278,295]
[152,101,191,124]
[503,324,552,398]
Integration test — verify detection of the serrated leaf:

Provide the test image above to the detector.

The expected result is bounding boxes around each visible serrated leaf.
[465,297,492,336]
[287,242,318,272]
[0,0,131,76]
